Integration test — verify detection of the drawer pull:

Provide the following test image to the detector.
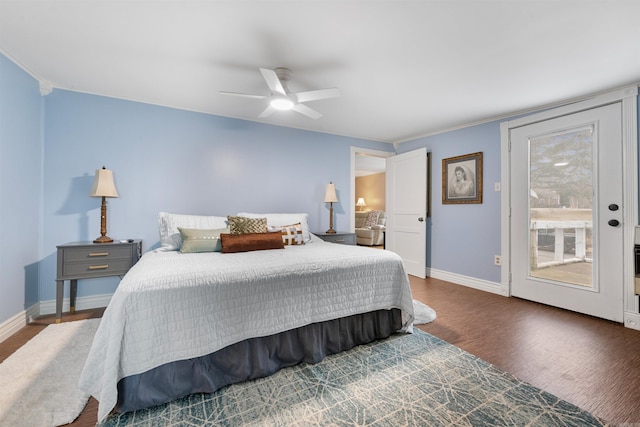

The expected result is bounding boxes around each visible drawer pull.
[335,239,345,243]
[89,265,109,270]
[89,252,109,257]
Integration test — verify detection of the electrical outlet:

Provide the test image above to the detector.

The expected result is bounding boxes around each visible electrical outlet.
[494,255,501,266]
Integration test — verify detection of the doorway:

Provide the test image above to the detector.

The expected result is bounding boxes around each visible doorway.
[349,148,393,233]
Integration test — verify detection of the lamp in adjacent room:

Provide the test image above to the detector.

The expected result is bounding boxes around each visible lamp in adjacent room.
[323,182,339,234]
[356,197,366,211]
[89,166,119,243]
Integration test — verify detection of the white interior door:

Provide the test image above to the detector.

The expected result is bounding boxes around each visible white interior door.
[386,148,427,278]
[510,102,624,322]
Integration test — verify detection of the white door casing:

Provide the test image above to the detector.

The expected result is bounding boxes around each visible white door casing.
[386,148,427,278]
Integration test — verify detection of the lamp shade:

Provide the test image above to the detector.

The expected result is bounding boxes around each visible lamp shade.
[89,167,119,198]
[356,197,366,207]
[323,182,338,203]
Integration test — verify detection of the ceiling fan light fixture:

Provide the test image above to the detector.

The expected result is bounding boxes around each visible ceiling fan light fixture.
[222,67,339,119]
[270,96,295,111]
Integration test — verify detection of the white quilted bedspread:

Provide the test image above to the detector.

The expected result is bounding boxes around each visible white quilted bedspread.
[79,238,414,422]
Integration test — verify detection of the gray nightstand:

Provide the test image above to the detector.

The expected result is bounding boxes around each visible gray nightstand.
[315,232,356,245]
[55,240,141,322]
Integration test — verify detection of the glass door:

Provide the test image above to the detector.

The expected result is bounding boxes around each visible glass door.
[510,103,624,322]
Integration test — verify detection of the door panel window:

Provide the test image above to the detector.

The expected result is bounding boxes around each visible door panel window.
[528,126,593,288]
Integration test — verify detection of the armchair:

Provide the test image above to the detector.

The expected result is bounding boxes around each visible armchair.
[354,211,386,246]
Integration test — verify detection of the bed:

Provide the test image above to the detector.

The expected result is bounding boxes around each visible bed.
[79,212,415,422]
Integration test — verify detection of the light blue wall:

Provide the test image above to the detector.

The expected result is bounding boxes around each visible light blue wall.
[398,90,640,284]
[0,54,43,321]
[40,90,392,302]
[398,121,503,283]
[1,48,638,326]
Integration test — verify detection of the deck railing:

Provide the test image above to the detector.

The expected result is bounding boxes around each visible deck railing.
[530,220,592,269]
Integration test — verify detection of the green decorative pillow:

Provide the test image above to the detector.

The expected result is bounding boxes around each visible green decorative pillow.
[220,232,285,253]
[268,223,305,246]
[226,216,268,234]
[178,227,229,253]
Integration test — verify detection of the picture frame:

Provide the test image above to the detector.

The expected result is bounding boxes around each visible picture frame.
[442,152,483,204]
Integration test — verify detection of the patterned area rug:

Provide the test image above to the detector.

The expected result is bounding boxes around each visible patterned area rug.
[100,329,606,426]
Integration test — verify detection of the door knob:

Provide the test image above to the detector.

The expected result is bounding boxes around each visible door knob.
[418,217,424,222]
[608,219,620,227]
[608,204,619,211]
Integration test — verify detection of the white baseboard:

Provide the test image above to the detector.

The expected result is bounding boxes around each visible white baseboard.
[624,311,640,331]
[428,268,640,331]
[39,293,113,316]
[426,268,507,296]
[0,303,39,344]
[0,294,113,344]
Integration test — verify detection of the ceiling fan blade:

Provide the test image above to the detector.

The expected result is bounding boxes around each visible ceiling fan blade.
[259,105,276,118]
[259,68,286,96]
[219,91,267,100]
[292,103,322,119]
[294,88,340,103]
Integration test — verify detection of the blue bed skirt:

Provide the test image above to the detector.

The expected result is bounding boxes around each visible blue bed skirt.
[116,308,402,413]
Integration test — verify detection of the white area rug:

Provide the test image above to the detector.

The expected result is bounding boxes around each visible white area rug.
[0,318,100,427]
[413,299,437,324]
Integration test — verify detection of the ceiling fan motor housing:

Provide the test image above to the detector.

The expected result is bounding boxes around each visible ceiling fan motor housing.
[274,67,292,82]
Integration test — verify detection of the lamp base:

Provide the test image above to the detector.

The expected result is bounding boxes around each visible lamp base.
[325,229,336,234]
[93,235,114,243]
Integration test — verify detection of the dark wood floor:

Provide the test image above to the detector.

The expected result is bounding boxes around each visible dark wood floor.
[2,277,640,425]
[412,276,640,425]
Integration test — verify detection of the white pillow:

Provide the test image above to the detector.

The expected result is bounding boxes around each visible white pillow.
[158,212,229,251]
[236,213,311,243]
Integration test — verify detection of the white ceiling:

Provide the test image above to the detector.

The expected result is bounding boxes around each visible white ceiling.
[1,1,639,144]
[355,155,386,177]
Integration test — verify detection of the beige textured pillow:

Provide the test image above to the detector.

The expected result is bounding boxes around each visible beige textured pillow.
[227,216,268,234]
[178,227,229,253]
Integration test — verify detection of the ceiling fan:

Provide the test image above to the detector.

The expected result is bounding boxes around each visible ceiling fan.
[220,67,340,119]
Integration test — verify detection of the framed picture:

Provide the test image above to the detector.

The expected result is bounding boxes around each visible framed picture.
[442,152,483,204]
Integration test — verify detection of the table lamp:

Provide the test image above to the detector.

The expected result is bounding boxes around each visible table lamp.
[324,182,338,234]
[89,166,119,243]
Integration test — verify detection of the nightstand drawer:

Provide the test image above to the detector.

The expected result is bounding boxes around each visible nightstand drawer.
[61,259,134,278]
[315,232,356,245]
[63,246,133,262]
